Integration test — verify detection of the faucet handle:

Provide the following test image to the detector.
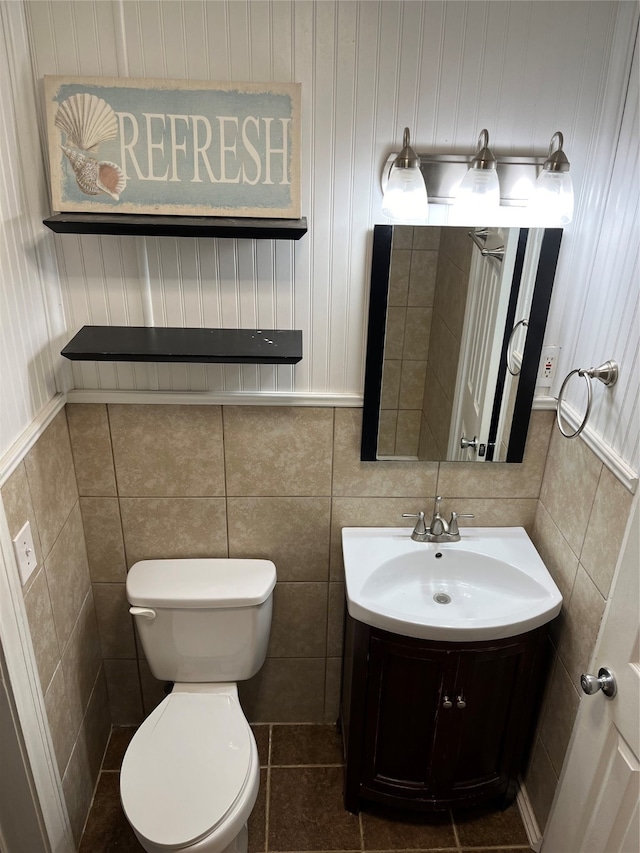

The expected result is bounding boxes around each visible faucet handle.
[402,511,427,536]
[449,512,475,536]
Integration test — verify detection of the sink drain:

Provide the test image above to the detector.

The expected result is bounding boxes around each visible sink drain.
[433,592,452,605]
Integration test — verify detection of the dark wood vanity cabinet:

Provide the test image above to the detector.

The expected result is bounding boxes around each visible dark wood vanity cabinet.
[340,616,547,813]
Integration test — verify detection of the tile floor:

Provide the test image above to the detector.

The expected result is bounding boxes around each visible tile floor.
[79,724,533,852]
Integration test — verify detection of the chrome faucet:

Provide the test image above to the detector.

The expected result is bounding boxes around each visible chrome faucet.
[403,496,474,543]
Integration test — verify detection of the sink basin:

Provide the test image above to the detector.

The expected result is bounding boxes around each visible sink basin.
[342,527,562,641]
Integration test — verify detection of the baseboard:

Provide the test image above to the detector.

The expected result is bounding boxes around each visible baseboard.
[517,780,543,852]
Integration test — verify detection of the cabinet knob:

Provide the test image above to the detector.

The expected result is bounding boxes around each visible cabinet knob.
[456,695,466,709]
[442,695,453,709]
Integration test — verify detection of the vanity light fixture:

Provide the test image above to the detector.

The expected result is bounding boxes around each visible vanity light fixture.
[381,127,429,223]
[528,131,574,225]
[454,129,501,213]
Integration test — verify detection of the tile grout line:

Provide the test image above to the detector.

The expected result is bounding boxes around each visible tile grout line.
[450,808,463,853]
[264,723,272,853]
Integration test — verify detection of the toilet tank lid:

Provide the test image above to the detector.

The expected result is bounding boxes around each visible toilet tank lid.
[127,559,276,608]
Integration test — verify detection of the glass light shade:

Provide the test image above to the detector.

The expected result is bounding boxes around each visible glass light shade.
[455,167,501,212]
[381,164,429,223]
[529,170,574,225]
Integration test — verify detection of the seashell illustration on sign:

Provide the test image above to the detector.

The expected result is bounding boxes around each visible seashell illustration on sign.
[55,93,126,200]
[61,146,126,201]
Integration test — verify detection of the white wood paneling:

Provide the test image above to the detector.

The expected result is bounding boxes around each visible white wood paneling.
[0,0,63,459]
[15,1,640,480]
[551,23,639,482]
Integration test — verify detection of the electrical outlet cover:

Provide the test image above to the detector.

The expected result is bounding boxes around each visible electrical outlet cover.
[12,521,37,585]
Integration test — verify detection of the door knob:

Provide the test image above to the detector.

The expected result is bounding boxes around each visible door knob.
[456,695,466,709]
[460,436,478,450]
[580,667,617,699]
[442,695,453,709]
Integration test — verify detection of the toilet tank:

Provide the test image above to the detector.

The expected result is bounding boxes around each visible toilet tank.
[127,559,276,682]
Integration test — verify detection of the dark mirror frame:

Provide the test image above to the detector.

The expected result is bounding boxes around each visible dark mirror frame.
[361,224,562,462]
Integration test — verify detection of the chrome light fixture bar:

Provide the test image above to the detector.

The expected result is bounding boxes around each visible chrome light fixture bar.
[382,149,547,207]
[381,136,574,206]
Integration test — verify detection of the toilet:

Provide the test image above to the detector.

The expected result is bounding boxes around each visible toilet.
[120,558,276,853]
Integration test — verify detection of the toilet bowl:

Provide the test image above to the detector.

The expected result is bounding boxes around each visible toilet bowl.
[121,684,258,853]
[119,558,276,853]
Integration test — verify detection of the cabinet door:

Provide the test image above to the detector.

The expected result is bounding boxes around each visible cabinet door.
[443,638,533,797]
[361,634,456,799]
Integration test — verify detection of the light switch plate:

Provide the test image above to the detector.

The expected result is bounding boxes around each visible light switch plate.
[13,521,37,585]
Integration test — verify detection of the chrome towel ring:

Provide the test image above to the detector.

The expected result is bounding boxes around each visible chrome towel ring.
[506,319,528,376]
[556,360,619,438]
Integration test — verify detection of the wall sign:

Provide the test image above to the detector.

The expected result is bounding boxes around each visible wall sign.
[44,76,301,218]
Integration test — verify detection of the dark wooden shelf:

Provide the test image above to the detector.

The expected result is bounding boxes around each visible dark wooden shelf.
[61,326,303,365]
[43,213,308,240]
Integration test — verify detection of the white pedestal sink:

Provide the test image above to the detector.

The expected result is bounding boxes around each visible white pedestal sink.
[342,526,562,641]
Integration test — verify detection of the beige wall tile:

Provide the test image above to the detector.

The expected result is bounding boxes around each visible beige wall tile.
[227,497,330,581]
[268,583,328,658]
[62,735,94,846]
[531,502,579,604]
[538,657,581,777]
[580,466,633,597]
[238,658,325,723]
[377,410,397,457]
[109,404,225,496]
[412,226,440,251]
[395,409,421,456]
[44,503,91,652]
[441,226,473,272]
[224,407,333,497]
[324,658,342,724]
[120,497,228,566]
[437,411,554,499]
[380,359,401,409]
[24,411,78,558]
[408,250,438,307]
[435,497,538,533]
[327,583,346,658]
[67,404,116,496]
[93,583,136,659]
[388,249,411,306]
[525,737,558,833]
[402,307,432,361]
[330,497,435,580]
[417,416,439,462]
[398,360,427,410]
[421,371,452,459]
[557,564,606,685]
[384,307,406,360]
[392,225,413,249]
[80,496,126,582]
[44,663,78,776]
[427,312,458,391]
[1,462,43,575]
[61,591,103,724]
[540,428,602,556]
[80,668,111,782]
[104,659,143,725]
[23,567,60,693]
[332,409,437,498]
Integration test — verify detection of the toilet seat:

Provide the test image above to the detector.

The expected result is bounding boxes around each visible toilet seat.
[121,690,255,850]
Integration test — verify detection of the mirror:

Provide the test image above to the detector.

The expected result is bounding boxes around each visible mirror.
[361,224,562,462]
